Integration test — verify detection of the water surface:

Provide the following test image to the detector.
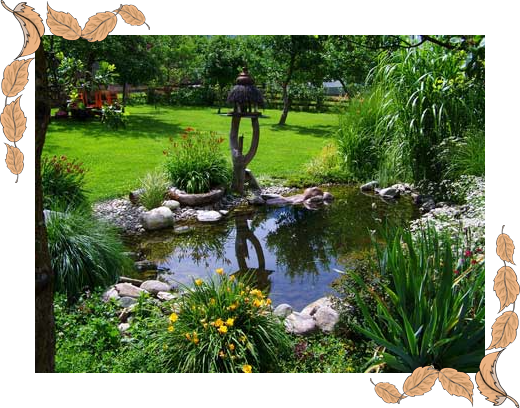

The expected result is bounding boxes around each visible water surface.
[128,186,418,310]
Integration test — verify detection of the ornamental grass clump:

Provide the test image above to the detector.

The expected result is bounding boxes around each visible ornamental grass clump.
[138,170,169,210]
[159,269,291,373]
[164,128,231,194]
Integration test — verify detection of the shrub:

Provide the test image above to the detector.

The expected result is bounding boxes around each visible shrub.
[304,143,349,184]
[41,155,88,211]
[46,210,131,300]
[157,270,292,372]
[164,128,231,194]
[101,103,128,130]
[138,170,169,210]
[442,129,485,179]
[344,225,484,372]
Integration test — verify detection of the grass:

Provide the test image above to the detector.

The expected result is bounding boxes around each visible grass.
[44,106,338,202]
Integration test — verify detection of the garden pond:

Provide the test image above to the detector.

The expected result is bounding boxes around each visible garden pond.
[126,186,419,310]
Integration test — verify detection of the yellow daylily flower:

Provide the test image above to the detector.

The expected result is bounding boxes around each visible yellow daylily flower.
[242,364,252,373]
[194,278,203,286]
[218,325,228,334]
[169,312,178,323]
[216,268,224,275]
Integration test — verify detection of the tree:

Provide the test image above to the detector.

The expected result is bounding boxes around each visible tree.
[261,35,325,125]
[35,43,54,372]
[203,36,243,114]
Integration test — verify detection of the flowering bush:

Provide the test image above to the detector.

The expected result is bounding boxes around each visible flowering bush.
[164,128,231,194]
[159,269,291,373]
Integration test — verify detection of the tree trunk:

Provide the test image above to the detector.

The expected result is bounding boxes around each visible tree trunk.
[229,116,261,195]
[35,44,55,373]
[278,83,290,125]
[278,53,296,126]
[338,78,351,97]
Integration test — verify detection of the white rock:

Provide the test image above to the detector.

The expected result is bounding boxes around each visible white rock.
[140,206,174,231]
[115,283,147,298]
[196,210,223,222]
[301,297,333,316]
[102,287,120,302]
[284,312,317,335]
[157,291,176,302]
[118,323,130,333]
[314,306,339,333]
[379,187,400,199]
[140,280,170,295]
[273,303,293,318]
[162,200,180,211]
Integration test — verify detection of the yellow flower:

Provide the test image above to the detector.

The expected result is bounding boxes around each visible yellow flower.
[229,275,236,282]
[192,332,199,345]
[216,268,224,275]
[203,322,209,329]
[250,289,263,298]
[210,298,216,305]
[169,312,178,323]
[218,325,228,334]
[266,298,272,306]
[253,299,262,308]
[194,278,203,286]
[184,332,192,341]
[239,335,247,344]
[219,350,226,358]
[168,325,174,332]
[242,364,252,373]
[228,343,235,351]
[228,302,238,311]
[226,317,235,327]
[214,318,224,327]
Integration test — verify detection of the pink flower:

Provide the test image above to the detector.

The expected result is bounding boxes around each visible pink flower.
[464,250,472,258]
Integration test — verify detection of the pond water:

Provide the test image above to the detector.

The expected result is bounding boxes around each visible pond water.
[126,186,419,310]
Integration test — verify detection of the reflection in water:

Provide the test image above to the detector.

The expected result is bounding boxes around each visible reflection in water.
[232,215,272,293]
[128,186,419,310]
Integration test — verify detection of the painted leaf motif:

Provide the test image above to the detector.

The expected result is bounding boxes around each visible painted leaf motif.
[438,368,474,404]
[1,58,33,97]
[81,11,118,42]
[4,143,24,175]
[487,311,519,350]
[46,4,81,40]
[402,366,439,397]
[497,232,516,265]
[118,5,149,29]
[1,97,26,143]
[476,350,508,406]
[494,266,520,312]
[12,2,45,58]
[374,382,405,403]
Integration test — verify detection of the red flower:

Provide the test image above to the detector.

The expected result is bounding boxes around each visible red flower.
[185,127,195,132]
[464,250,472,258]
[471,259,477,265]
[453,270,460,275]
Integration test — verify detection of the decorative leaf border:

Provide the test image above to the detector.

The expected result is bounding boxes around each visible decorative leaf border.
[372,225,519,407]
[0,1,149,183]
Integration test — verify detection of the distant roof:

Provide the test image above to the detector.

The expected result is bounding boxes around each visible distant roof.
[323,81,343,88]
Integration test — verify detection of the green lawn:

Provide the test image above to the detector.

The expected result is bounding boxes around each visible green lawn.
[44,105,338,202]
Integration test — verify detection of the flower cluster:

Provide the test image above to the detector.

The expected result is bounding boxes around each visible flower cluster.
[160,267,288,373]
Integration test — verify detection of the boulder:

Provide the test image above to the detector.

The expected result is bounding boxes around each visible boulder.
[323,192,334,201]
[360,181,378,191]
[261,193,282,200]
[162,200,180,211]
[196,210,223,222]
[102,287,120,302]
[266,194,305,206]
[303,187,324,200]
[314,306,339,333]
[284,312,317,335]
[118,323,130,333]
[307,195,324,204]
[273,303,294,318]
[420,198,436,213]
[115,283,147,298]
[140,206,174,231]
[170,187,225,207]
[140,280,170,295]
[219,210,229,216]
[118,296,137,308]
[248,195,265,205]
[157,291,176,302]
[379,187,400,199]
[301,297,333,316]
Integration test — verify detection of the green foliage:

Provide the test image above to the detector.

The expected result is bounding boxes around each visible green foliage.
[279,333,372,373]
[55,292,164,373]
[46,210,131,300]
[336,41,484,184]
[345,225,484,372]
[303,143,349,184]
[441,129,485,179]
[41,155,88,211]
[138,170,169,210]
[101,103,128,130]
[164,128,231,193]
[157,271,292,373]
